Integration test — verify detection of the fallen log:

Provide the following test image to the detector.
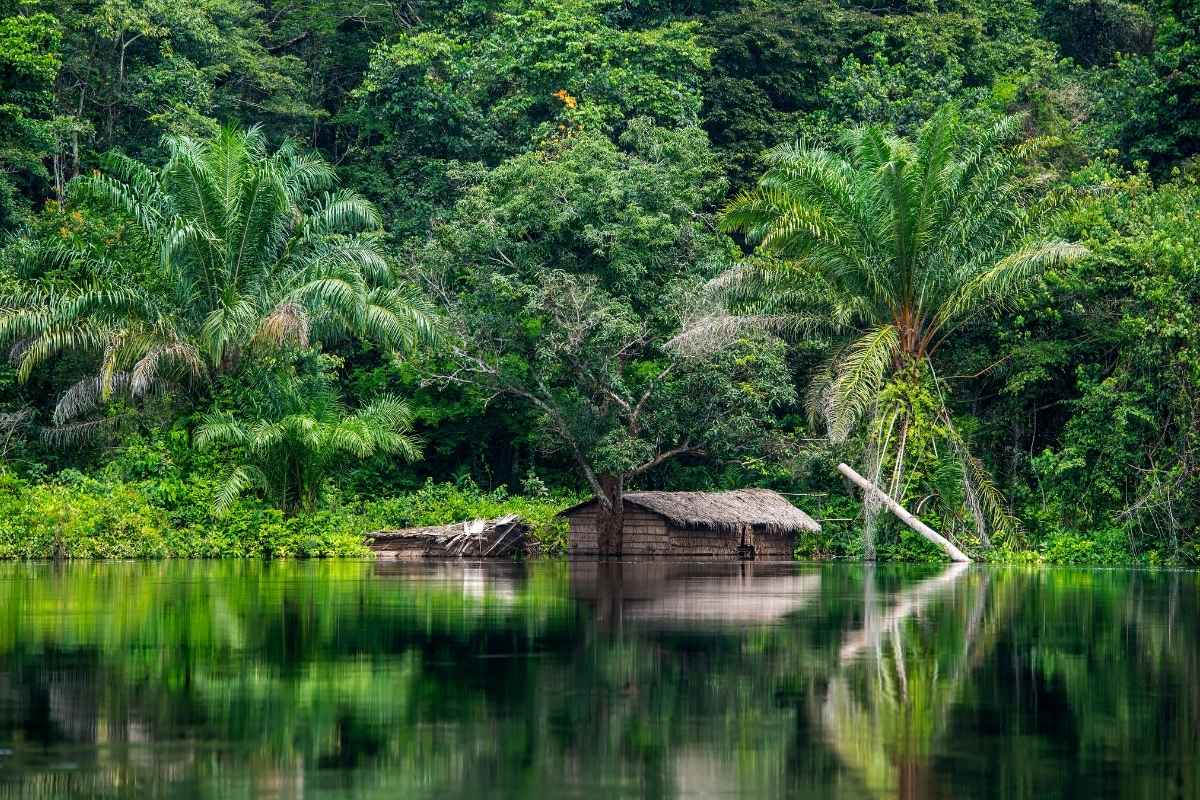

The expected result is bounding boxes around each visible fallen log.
[837,462,972,563]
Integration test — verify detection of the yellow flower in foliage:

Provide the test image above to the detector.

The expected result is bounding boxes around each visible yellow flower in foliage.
[552,89,577,109]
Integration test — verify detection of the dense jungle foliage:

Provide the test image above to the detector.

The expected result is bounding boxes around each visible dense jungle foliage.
[0,0,1198,562]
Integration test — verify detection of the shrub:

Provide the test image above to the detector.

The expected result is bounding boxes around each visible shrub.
[1039,527,1132,566]
[0,467,370,560]
[0,470,171,559]
[0,466,572,560]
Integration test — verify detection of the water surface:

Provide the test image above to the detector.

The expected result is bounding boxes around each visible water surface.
[0,560,1194,799]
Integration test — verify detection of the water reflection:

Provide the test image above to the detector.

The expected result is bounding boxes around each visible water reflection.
[570,561,821,630]
[0,561,1194,798]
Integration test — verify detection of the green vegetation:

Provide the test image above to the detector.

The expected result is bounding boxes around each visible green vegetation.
[0,456,573,558]
[704,106,1086,554]
[1,0,1198,563]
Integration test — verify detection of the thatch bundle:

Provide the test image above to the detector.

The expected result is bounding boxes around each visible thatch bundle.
[571,488,820,535]
[367,515,533,559]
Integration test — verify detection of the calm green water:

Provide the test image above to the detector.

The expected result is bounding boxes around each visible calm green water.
[0,561,1194,799]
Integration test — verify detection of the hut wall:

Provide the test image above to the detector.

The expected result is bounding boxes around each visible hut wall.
[568,506,799,559]
[372,539,449,559]
[567,508,600,556]
[666,525,795,559]
[620,509,671,555]
[568,507,670,556]
[750,531,796,560]
[666,525,740,558]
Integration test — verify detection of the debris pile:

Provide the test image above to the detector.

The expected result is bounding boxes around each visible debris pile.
[367,515,534,559]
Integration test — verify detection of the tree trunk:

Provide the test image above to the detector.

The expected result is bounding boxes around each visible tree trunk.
[838,463,972,563]
[596,474,625,558]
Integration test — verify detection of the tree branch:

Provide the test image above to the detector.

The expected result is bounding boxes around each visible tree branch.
[629,440,703,477]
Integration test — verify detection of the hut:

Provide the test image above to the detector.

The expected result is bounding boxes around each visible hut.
[563,488,820,559]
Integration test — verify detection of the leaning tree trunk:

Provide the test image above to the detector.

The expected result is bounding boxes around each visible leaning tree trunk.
[838,463,971,563]
[596,475,625,558]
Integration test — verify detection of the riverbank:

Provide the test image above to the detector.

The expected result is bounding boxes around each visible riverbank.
[0,469,1180,566]
[0,470,574,559]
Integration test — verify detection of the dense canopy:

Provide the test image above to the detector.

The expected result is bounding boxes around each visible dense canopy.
[0,0,1198,564]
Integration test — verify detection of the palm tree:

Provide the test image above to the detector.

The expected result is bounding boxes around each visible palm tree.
[691,105,1087,551]
[0,126,436,434]
[195,368,420,513]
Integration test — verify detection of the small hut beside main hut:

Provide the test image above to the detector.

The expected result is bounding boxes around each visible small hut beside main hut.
[563,488,820,559]
[368,516,535,559]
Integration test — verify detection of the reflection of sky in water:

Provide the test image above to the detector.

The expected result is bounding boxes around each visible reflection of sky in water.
[0,560,1195,799]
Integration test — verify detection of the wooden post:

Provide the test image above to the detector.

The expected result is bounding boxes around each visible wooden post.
[837,463,972,563]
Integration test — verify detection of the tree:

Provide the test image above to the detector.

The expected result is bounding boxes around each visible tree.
[1089,2,1200,168]
[691,105,1087,552]
[421,122,796,555]
[0,4,64,230]
[999,164,1200,558]
[699,1,869,189]
[0,125,436,435]
[346,0,711,236]
[196,353,420,512]
[50,0,317,162]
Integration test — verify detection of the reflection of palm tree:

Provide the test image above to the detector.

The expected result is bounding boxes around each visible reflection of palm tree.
[821,566,1006,799]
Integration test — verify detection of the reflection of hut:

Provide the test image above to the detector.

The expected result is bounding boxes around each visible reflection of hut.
[570,561,821,630]
[562,489,820,559]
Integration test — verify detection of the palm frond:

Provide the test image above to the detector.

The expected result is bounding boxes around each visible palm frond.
[936,240,1089,331]
[826,325,899,442]
[254,302,311,348]
[53,372,131,425]
[212,465,269,517]
[304,190,382,235]
[194,412,250,450]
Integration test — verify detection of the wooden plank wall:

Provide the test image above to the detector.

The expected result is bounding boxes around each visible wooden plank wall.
[567,508,669,556]
[568,509,797,559]
[667,525,743,557]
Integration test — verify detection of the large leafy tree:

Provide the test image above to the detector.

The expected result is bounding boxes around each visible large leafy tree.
[692,105,1087,553]
[993,165,1200,558]
[347,0,710,236]
[421,122,796,555]
[53,0,316,157]
[0,125,435,434]
[1089,2,1200,168]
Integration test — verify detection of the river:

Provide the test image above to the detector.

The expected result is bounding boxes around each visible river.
[0,560,1194,798]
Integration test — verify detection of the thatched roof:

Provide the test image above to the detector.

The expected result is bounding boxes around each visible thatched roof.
[368,522,463,542]
[562,489,820,534]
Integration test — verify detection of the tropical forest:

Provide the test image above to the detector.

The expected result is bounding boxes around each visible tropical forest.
[4,3,1200,800]
[1,0,1199,565]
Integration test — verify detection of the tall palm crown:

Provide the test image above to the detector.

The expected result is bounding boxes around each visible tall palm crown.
[709,106,1087,548]
[1,126,435,428]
